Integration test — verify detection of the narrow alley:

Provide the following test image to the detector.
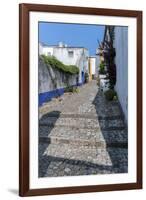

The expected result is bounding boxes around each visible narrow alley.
[39,80,128,177]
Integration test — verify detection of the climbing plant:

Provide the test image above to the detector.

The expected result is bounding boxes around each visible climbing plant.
[105,26,116,89]
[99,61,106,74]
[98,26,117,89]
[41,55,79,75]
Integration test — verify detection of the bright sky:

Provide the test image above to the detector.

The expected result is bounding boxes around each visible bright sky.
[39,22,105,56]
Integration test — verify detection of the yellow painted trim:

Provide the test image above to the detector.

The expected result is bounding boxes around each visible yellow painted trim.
[89,58,92,81]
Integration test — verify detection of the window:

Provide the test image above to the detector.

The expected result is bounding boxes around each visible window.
[47,52,51,56]
[68,50,74,57]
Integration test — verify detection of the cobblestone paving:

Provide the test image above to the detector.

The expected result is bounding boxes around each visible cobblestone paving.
[39,81,128,177]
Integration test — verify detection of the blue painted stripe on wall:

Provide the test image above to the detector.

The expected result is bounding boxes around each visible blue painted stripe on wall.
[39,83,83,106]
[39,88,64,106]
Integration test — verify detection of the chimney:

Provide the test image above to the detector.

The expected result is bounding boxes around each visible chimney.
[58,41,64,47]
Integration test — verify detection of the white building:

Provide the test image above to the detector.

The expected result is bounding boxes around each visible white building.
[102,26,128,123]
[88,56,98,80]
[39,42,54,56]
[39,42,89,85]
[114,27,128,123]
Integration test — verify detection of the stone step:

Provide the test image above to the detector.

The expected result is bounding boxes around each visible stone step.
[39,143,128,174]
[40,117,99,129]
[41,143,113,166]
[39,126,127,148]
[99,119,125,130]
[41,112,123,120]
[39,126,102,139]
[39,116,125,130]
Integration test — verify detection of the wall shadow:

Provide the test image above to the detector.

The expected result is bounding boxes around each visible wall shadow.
[39,110,61,177]
[39,92,128,178]
[92,91,128,174]
[39,154,125,177]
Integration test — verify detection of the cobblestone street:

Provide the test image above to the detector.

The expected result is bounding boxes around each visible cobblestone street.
[39,80,128,177]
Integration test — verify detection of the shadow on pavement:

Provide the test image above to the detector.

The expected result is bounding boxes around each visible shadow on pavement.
[39,91,128,177]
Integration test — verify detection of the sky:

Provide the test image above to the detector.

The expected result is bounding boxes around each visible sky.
[39,22,105,56]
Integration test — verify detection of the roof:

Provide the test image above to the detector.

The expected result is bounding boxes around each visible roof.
[89,55,97,58]
[39,42,57,47]
[39,42,88,50]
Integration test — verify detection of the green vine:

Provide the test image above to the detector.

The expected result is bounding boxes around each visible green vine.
[41,55,79,75]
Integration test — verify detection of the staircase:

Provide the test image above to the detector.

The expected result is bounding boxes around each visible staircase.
[39,100,128,177]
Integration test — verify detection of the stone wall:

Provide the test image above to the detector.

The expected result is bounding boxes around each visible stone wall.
[53,47,89,84]
[39,57,78,106]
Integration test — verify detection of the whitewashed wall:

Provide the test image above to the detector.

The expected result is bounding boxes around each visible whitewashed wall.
[38,57,77,93]
[39,43,43,55]
[114,27,128,123]
[39,43,89,84]
[53,47,89,83]
[89,57,97,75]
[96,55,100,74]
[39,43,54,56]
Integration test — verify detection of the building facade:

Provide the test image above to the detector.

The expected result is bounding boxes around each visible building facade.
[88,56,98,81]
[101,26,128,123]
[39,42,93,106]
[39,42,89,85]
[114,27,128,122]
